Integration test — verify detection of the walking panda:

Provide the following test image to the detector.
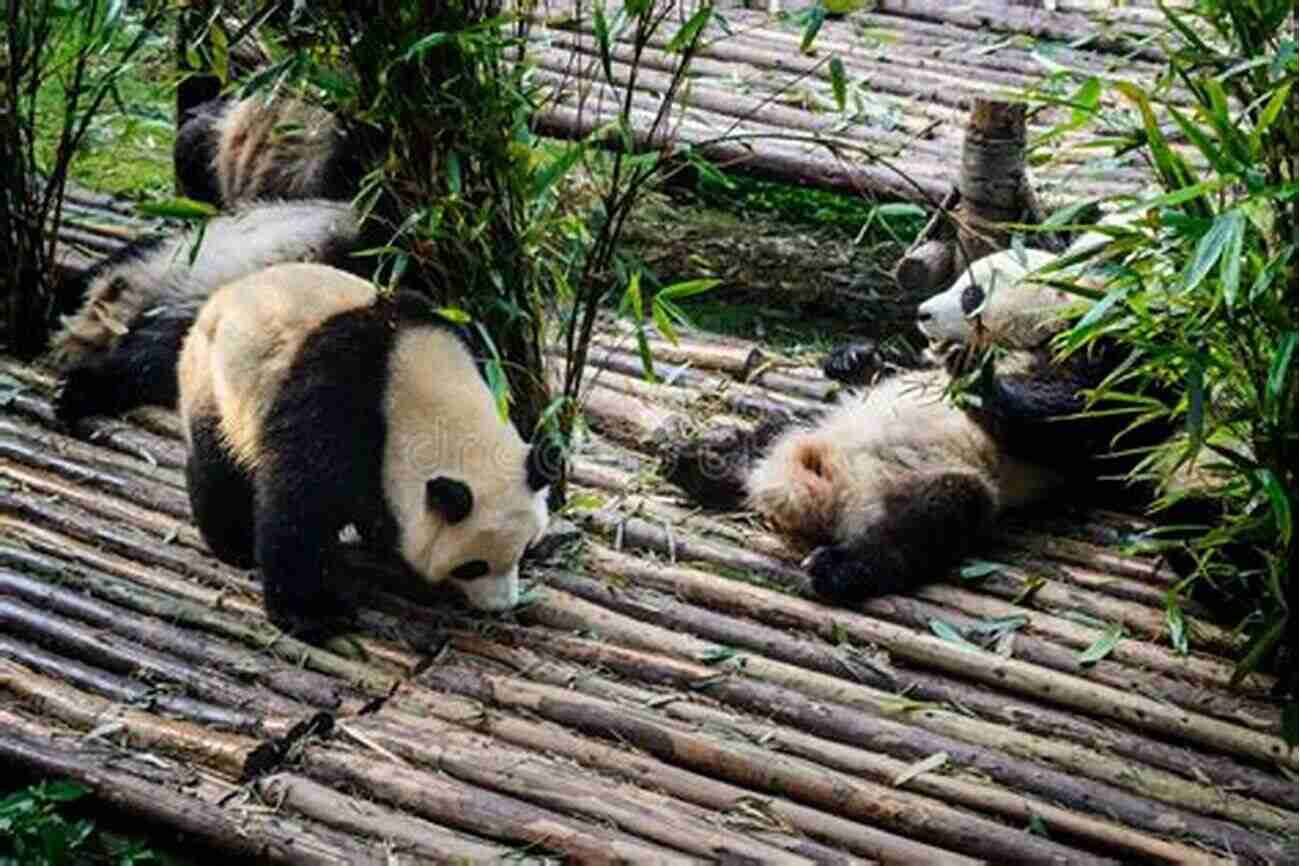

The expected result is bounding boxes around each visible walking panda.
[175,94,370,208]
[177,263,553,634]
[664,237,1158,604]
[49,199,363,424]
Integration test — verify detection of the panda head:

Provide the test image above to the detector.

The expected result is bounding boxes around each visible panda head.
[916,247,1078,350]
[411,438,557,612]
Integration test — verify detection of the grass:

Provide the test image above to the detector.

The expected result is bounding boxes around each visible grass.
[31,14,176,200]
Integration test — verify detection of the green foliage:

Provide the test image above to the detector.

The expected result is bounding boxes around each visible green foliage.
[0,780,165,866]
[1,0,170,356]
[1029,0,1297,742]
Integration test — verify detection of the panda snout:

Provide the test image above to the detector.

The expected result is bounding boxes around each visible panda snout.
[916,309,933,322]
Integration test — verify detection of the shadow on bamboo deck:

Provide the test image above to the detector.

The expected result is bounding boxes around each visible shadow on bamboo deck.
[2,196,1298,866]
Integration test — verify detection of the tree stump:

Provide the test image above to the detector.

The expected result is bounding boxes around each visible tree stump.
[893,98,1047,296]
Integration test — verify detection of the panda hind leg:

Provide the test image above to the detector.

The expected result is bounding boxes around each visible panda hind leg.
[806,471,996,604]
[185,416,256,569]
[54,302,200,425]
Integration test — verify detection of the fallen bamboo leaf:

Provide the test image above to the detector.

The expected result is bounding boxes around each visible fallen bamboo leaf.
[893,751,949,787]
[1011,575,1047,605]
[1078,623,1126,666]
[928,618,981,652]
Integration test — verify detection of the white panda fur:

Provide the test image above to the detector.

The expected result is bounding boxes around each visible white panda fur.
[49,199,362,424]
[178,262,552,634]
[175,94,365,208]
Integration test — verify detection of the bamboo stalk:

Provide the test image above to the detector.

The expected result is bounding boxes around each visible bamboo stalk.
[0,424,190,517]
[0,592,306,719]
[0,657,261,777]
[304,749,701,866]
[0,718,381,866]
[352,717,830,865]
[258,773,511,865]
[3,414,187,489]
[396,670,989,866]
[0,533,399,694]
[387,686,943,865]
[581,546,1296,810]
[0,567,360,712]
[452,636,1238,866]
[519,576,1293,835]
[3,462,206,553]
[458,619,1288,861]
[575,513,1294,766]
[0,636,261,734]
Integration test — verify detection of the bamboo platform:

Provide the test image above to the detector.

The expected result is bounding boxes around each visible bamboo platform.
[528,0,1180,204]
[2,189,1298,864]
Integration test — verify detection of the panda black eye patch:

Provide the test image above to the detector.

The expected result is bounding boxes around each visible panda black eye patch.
[450,560,490,581]
[426,476,473,523]
[960,281,986,316]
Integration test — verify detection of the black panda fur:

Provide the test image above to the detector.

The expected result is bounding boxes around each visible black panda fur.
[175,95,371,208]
[177,263,553,636]
[48,199,363,424]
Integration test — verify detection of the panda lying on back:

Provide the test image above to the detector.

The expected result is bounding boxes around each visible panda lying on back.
[178,263,552,634]
[665,237,1161,604]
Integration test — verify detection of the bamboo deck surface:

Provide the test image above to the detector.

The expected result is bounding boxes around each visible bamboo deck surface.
[1,190,1297,865]
[528,0,1180,204]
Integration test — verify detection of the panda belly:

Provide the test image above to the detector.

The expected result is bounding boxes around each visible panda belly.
[747,369,1063,604]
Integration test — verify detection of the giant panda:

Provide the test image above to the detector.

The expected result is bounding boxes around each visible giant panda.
[665,238,1159,605]
[49,199,363,425]
[175,94,370,208]
[177,262,554,634]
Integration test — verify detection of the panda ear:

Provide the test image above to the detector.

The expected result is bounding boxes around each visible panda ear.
[526,436,564,492]
[426,476,473,524]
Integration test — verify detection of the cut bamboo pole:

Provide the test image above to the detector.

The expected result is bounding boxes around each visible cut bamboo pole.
[571,513,1295,767]
[388,684,951,865]
[581,546,1296,810]
[258,774,511,864]
[0,718,381,866]
[464,621,1289,861]
[453,636,1239,866]
[352,717,829,866]
[0,592,306,718]
[0,657,260,778]
[304,749,701,866]
[401,669,992,866]
[0,636,261,734]
[517,578,1293,837]
[0,567,359,712]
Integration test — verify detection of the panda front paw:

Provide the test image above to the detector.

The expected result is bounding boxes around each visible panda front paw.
[52,366,111,427]
[262,585,353,643]
[822,342,879,385]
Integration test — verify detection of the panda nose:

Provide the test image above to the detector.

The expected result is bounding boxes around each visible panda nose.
[917,310,932,321]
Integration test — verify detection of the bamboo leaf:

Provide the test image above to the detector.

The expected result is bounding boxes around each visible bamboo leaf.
[1267,331,1297,406]
[658,277,721,301]
[651,298,678,345]
[135,197,219,220]
[1218,210,1244,309]
[435,306,472,324]
[1165,595,1189,656]
[593,2,613,82]
[829,56,847,111]
[892,751,949,787]
[531,142,585,199]
[800,6,825,54]
[1078,623,1125,665]
[666,6,712,53]
[1256,468,1293,545]
[1230,617,1284,685]
[959,560,1004,580]
[927,619,980,652]
[1181,211,1238,294]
